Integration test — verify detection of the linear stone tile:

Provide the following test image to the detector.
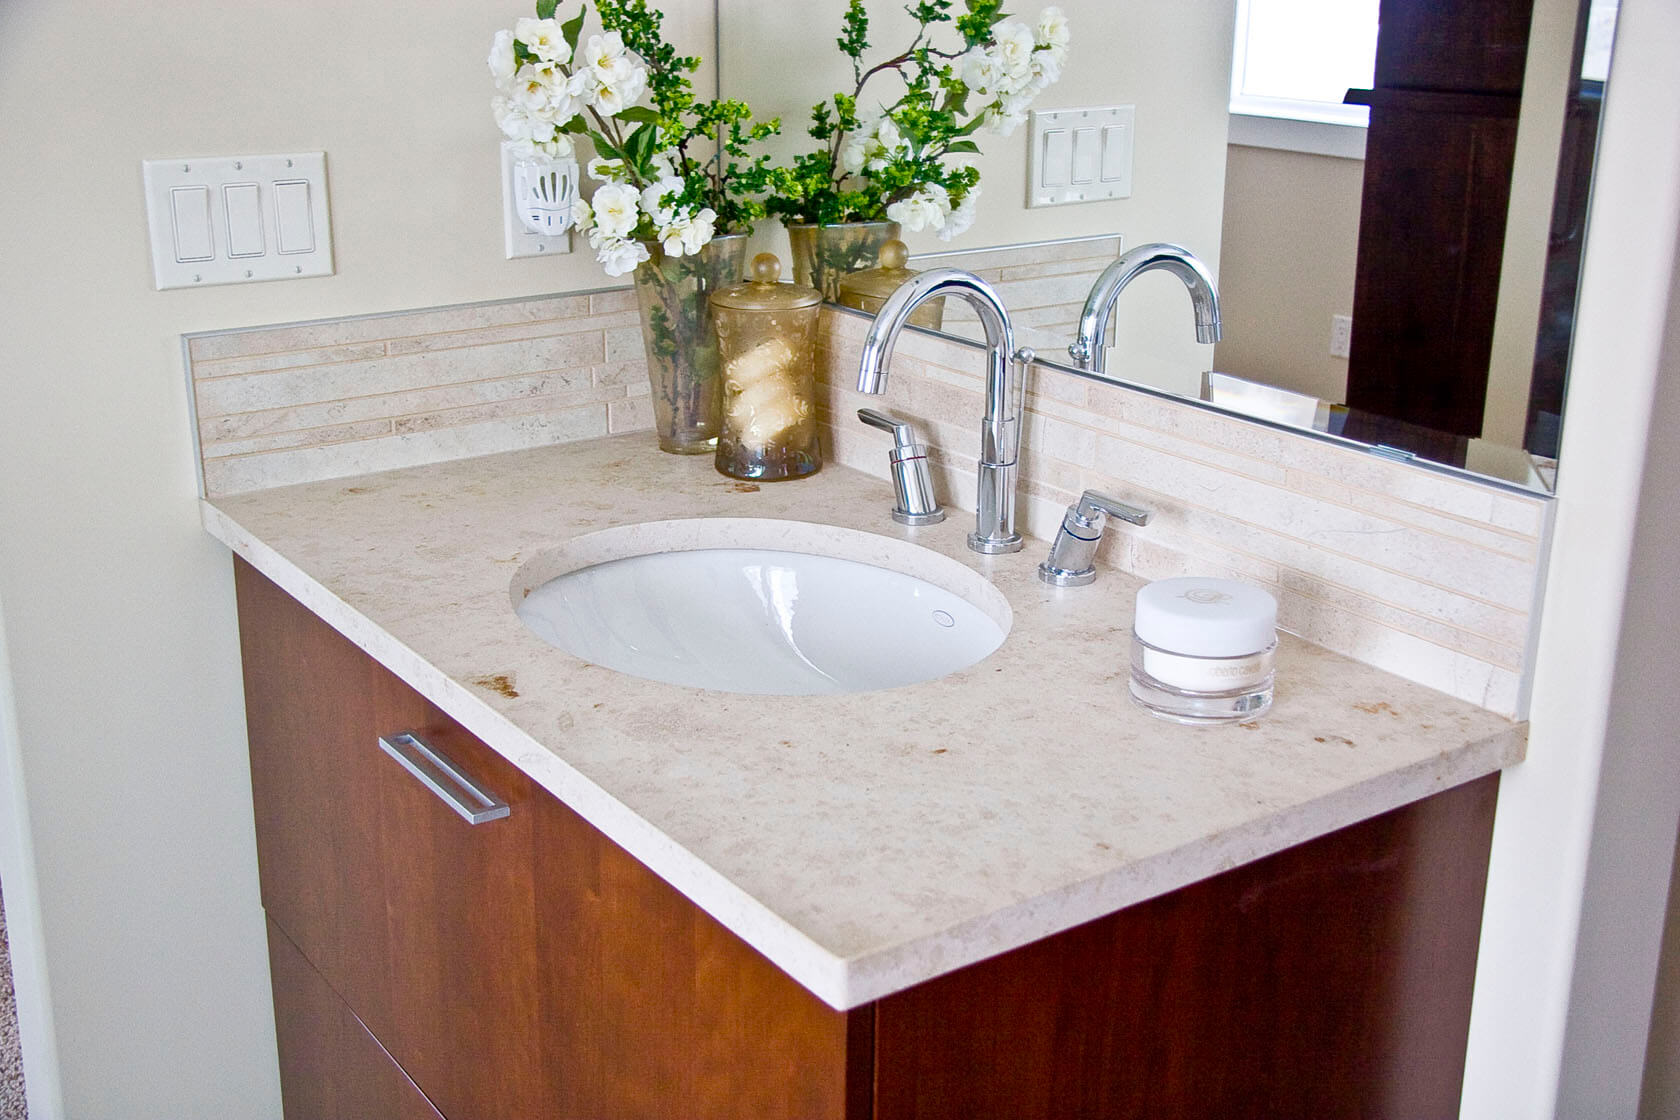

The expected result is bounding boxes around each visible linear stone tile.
[188,293,593,360]
[384,310,638,355]
[202,407,609,496]
[195,332,605,417]
[199,368,598,445]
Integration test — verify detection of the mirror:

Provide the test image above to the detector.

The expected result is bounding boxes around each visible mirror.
[718,0,1618,492]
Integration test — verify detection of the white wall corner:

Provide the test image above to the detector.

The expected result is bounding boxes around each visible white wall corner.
[0,596,64,1120]
[1460,0,1680,1114]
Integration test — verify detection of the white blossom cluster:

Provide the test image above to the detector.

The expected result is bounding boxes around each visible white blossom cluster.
[488,20,649,160]
[886,182,981,242]
[853,7,1068,244]
[839,110,913,178]
[962,6,1070,138]
[575,156,720,277]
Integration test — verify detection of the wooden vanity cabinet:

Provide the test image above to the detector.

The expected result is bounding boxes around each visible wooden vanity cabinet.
[236,558,1499,1119]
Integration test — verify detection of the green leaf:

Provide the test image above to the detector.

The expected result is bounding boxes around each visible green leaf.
[945,140,981,154]
[560,3,587,52]
[535,0,558,19]
[593,134,626,163]
[615,106,661,125]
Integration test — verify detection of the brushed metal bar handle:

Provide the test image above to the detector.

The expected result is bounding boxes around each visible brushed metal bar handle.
[377,732,510,825]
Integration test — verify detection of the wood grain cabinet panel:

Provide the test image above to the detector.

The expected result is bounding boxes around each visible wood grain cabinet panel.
[266,918,444,1120]
[237,558,1498,1119]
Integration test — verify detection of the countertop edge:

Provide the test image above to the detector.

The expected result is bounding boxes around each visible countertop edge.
[835,721,1525,1005]
[206,495,1527,1011]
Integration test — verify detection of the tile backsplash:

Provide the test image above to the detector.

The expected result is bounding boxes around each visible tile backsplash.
[913,234,1122,351]
[186,290,1551,718]
[186,288,647,497]
[816,309,1551,719]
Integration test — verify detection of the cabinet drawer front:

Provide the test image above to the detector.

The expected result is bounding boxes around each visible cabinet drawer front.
[237,559,861,1120]
[267,918,444,1120]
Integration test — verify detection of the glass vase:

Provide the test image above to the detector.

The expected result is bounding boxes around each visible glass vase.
[629,233,748,454]
[786,220,902,303]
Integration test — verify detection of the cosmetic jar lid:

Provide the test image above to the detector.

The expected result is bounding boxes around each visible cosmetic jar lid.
[1133,577,1277,658]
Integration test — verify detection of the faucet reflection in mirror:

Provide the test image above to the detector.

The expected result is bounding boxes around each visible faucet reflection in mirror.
[857,268,1028,554]
[1069,243,1223,374]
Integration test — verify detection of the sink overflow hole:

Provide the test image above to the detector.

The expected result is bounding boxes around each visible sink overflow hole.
[932,609,956,628]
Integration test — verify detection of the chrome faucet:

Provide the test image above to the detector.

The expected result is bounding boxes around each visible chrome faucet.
[857,268,1026,554]
[1067,243,1222,374]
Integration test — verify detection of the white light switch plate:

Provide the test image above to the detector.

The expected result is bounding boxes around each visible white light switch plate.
[501,142,572,259]
[142,153,333,290]
[1027,106,1135,207]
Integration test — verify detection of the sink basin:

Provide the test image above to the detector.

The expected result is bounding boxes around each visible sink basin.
[511,519,1011,695]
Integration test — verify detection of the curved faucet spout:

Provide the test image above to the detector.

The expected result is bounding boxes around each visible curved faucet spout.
[1068,243,1222,374]
[856,268,1024,554]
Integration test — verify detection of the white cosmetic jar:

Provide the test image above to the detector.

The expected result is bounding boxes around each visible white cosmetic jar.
[1129,577,1277,724]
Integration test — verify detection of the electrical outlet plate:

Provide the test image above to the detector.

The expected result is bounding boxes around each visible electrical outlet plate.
[1027,106,1135,208]
[501,142,572,259]
[1330,314,1354,359]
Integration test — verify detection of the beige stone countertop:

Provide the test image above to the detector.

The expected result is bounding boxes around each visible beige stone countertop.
[203,433,1526,1010]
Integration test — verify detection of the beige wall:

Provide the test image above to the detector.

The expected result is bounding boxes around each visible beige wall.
[1212,145,1364,404]
[717,0,1236,396]
[0,1,712,1114]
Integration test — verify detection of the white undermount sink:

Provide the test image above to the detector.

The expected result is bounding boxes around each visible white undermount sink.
[511,519,1011,695]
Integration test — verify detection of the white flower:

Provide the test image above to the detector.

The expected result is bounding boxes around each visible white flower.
[659,206,716,257]
[886,184,951,233]
[839,130,871,175]
[640,175,687,225]
[594,236,650,277]
[512,134,574,161]
[938,185,980,242]
[1028,46,1063,91]
[572,196,594,235]
[872,116,910,167]
[986,91,1034,137]
[580,31,629,77]
[587,156,627,182]
[591,182,642,240]
[961,47,1006,97]
[587,64,648,116]
[510,61,581,123]
[1035,7,1070,52]
[488,29,517,85]
[841,110,913,176]
[991,21,1037,81]
[515,17,572,65]
[493,95,534,141]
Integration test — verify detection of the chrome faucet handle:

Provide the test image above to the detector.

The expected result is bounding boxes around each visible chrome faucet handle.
[857,409,945,526]
[1038,490,1152,587]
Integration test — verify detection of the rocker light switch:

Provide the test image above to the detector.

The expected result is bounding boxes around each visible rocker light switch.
[143,152,333,289]
[1027,106,1136,207]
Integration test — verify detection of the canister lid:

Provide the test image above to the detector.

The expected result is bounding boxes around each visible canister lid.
[1133,577,1277,658]
[711,253,822,311]
[837,239,920,308]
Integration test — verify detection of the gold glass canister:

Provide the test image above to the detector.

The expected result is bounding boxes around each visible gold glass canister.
[836,239,946,331]
[709,254,823,481]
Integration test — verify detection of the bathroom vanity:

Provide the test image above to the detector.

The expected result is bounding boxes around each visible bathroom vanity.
[214,435,1525,1120]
